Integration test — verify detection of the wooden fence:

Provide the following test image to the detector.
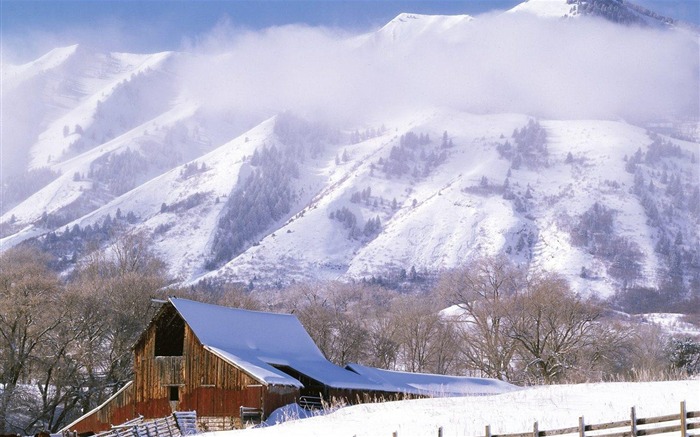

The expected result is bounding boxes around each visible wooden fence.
[384,401,698,437]
[63,411,198,437]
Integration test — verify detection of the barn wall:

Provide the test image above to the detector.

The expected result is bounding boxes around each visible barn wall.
[328,388,409,405]
[262,385,299,418]
[133,319,174,419]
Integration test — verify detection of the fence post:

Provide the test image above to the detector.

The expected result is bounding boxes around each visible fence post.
[681,400,687,437]
[631,406,637,437]
[393,432,398,437]
[438,426,443,437]
[533,421,539,437]
[485,424,491,437]
[578,416,585,437]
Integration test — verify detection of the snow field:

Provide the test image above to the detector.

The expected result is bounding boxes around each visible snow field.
[205,380,699,437]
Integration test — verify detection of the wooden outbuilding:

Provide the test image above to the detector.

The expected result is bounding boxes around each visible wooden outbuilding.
[62,298,393,434]
[63,297,516,435]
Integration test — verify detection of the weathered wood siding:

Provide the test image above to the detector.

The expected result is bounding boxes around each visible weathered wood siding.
[132,306,298,425]
[328,388,409,405]
[69,382,136,434]
[262,385,298,417]
[132,317,177,419]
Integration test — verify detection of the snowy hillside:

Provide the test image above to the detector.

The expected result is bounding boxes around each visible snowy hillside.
[508,0,578,19]
[508,0,683,27]
[358,13,474,46]
[1,1,698,298]
[207,380,699,437]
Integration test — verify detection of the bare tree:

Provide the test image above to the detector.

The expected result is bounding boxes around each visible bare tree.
[438,256,523,380]
[365,315,399,370]
[507,273,603,384]
[27,288,97,432]
[283,282,370,365]
[110,230,166,276]
[390,294,458,374]
[0,247,63,433]
[68,230,172,405]
[430,318,460,375]
[391,295,439,373]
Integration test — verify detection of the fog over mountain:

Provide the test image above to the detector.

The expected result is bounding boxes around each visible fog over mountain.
[179,11,698,124]
[1,0,698,299]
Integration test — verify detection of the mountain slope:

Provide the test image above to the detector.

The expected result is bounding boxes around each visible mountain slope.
[195,111,697,297]
[360,13,475,46]
[508,0,684,28]
[1,4,698,299]
[508,0,578,19]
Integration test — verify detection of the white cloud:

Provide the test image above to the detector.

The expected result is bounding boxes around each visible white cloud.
[178,13,699,124]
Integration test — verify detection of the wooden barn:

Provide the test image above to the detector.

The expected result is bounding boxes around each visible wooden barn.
[63,297,516,435]
[62,298,395,434]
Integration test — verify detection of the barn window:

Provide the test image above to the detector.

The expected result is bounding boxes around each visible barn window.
[154,312,185,357]
[169,386,179,401]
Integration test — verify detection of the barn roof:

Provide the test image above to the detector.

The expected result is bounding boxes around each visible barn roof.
[169,298,389,390]
[345,363,518,397]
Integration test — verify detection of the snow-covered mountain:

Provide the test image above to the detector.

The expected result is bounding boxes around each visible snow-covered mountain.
[1,1,698,298]
[508,0,682,28]
[357,13,475,46]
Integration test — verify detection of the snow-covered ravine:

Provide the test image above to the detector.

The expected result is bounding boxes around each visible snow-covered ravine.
[205,380,699,437]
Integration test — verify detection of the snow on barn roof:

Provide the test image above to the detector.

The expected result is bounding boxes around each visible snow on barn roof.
[169,298,391,391]
[345,363,518,397]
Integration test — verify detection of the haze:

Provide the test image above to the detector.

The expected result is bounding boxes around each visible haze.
[1,7,698,180]
[178,13,698,124]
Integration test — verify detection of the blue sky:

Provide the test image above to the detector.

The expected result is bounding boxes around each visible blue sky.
[1,0,698,60]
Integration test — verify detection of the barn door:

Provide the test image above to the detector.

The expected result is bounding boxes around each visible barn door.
[244,384,263,410]
[197,386,216,418]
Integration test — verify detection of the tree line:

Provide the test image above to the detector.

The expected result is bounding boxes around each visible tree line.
[1,243,699,434]
[0,236,169,434]
[626,133,699,298]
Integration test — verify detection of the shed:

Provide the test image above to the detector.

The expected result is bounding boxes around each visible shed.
[345,363,517,397]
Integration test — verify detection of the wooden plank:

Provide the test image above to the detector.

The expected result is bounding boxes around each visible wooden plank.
[636,414,679,425]
[585,432,631,437]
[540,426,579,436]
[636,424,681,436]
[587,419,630,431]
[688,412,700,419]
[493,432,532,437]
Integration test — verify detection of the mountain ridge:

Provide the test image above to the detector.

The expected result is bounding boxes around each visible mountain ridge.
[1,2,698,299]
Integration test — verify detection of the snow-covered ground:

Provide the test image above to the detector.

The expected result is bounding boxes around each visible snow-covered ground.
[640,313,700,336]
[204,380,699,437]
